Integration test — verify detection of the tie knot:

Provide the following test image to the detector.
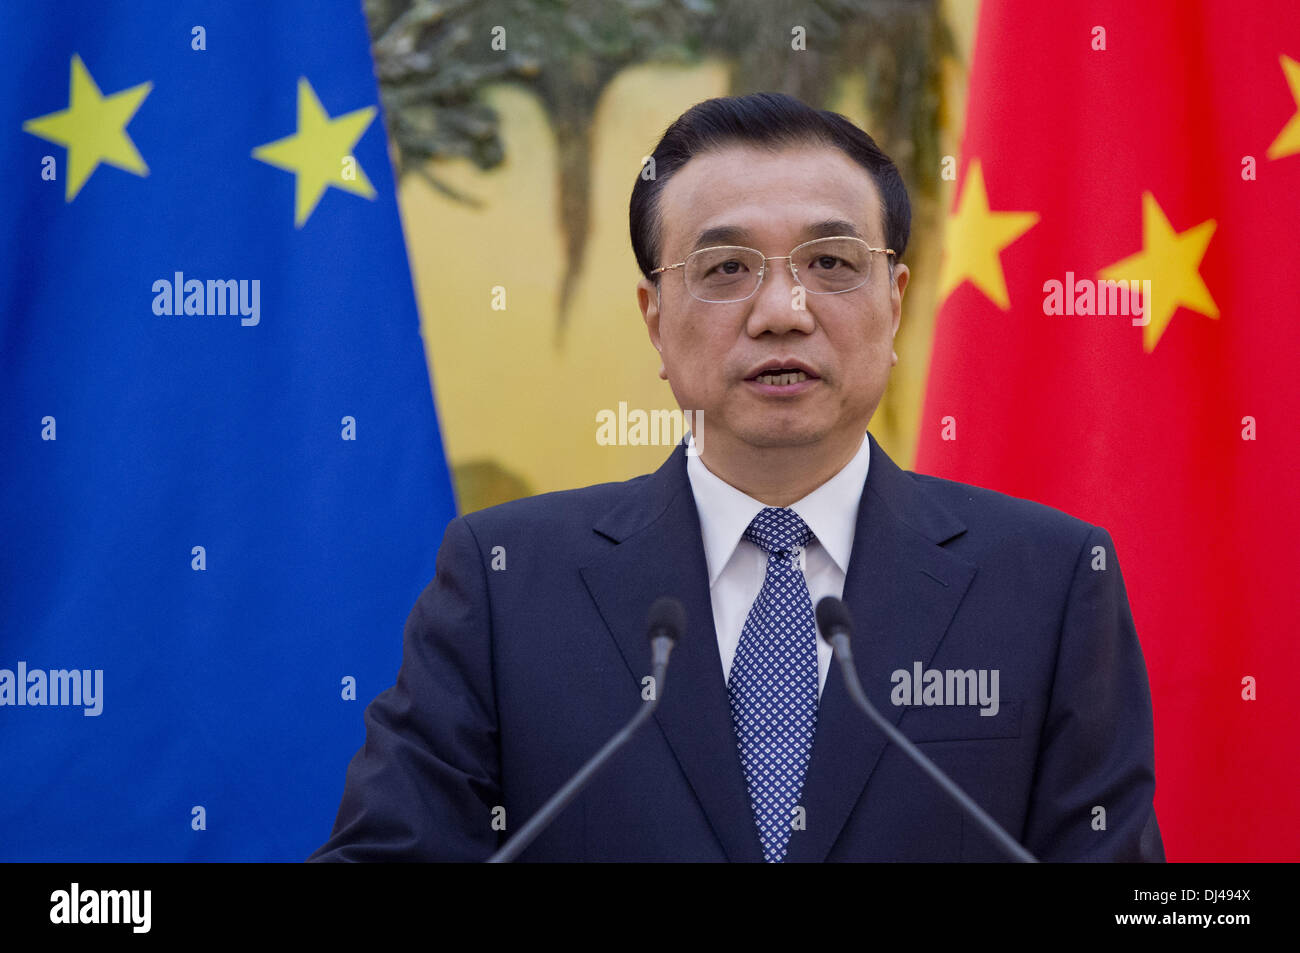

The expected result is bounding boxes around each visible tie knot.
[744,507,814,556]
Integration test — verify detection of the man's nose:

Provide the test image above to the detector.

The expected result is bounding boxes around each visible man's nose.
[746,258,816,336]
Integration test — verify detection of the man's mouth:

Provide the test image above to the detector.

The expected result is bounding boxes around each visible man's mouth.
[752,370,810,385]
[744,366,820,395]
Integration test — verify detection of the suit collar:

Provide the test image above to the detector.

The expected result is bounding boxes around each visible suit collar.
[684,430,872,585]
[593,431,966,548]
[583,433,975,862]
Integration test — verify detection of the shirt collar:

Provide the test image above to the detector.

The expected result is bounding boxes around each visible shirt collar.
[685,430,871,586]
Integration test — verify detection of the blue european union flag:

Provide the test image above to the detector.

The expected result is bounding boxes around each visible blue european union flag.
[0,1,459,860]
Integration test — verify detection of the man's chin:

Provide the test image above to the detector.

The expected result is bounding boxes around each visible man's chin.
[732,424,830,450]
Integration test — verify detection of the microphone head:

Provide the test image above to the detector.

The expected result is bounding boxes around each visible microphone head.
[646,596,686,644]
[815,596,852,644]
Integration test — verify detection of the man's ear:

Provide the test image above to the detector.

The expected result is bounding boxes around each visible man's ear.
[889,262,909,365]
[637,277,668,380]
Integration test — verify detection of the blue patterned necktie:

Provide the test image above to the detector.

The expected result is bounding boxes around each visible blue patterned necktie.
[728,506,819,862]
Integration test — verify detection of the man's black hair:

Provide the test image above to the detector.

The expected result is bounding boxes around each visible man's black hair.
[629,91,911,282]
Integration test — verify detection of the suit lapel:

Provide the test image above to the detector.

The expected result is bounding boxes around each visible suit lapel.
[784,433,976,862]
[579,441,765,862]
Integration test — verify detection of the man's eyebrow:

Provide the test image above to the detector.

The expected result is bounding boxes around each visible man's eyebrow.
[688,219,867,252]
[690,225,752,250]
[805,219,864,240]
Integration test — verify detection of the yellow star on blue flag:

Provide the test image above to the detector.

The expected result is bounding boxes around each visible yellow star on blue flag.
[22,54,152,201]
[252,78,377,227]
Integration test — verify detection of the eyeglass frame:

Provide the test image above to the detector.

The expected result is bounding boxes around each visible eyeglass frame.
[650,235,897,304]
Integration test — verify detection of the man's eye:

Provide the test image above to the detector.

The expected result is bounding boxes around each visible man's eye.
[713,260,747,274]
[811,255,845,270]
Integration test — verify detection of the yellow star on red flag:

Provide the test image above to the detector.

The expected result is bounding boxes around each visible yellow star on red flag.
[1266,54,1300,160]
[1099,192,1218,353]
[937,159,1040,310]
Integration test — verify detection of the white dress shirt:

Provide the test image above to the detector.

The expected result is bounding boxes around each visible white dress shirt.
[685,430,871,700]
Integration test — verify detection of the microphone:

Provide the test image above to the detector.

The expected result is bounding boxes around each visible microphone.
[487,596,685,863]
[815,596,1038,863]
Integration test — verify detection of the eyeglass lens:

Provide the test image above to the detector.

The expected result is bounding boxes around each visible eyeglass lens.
[684,237,875,302]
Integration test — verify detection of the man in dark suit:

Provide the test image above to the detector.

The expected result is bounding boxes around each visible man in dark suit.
[310,92,1163,862]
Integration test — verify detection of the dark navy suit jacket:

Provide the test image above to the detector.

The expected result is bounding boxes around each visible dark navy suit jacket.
[310,433,1164,862]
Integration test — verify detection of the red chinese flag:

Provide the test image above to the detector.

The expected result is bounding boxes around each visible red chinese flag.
[917,0,1300,861]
